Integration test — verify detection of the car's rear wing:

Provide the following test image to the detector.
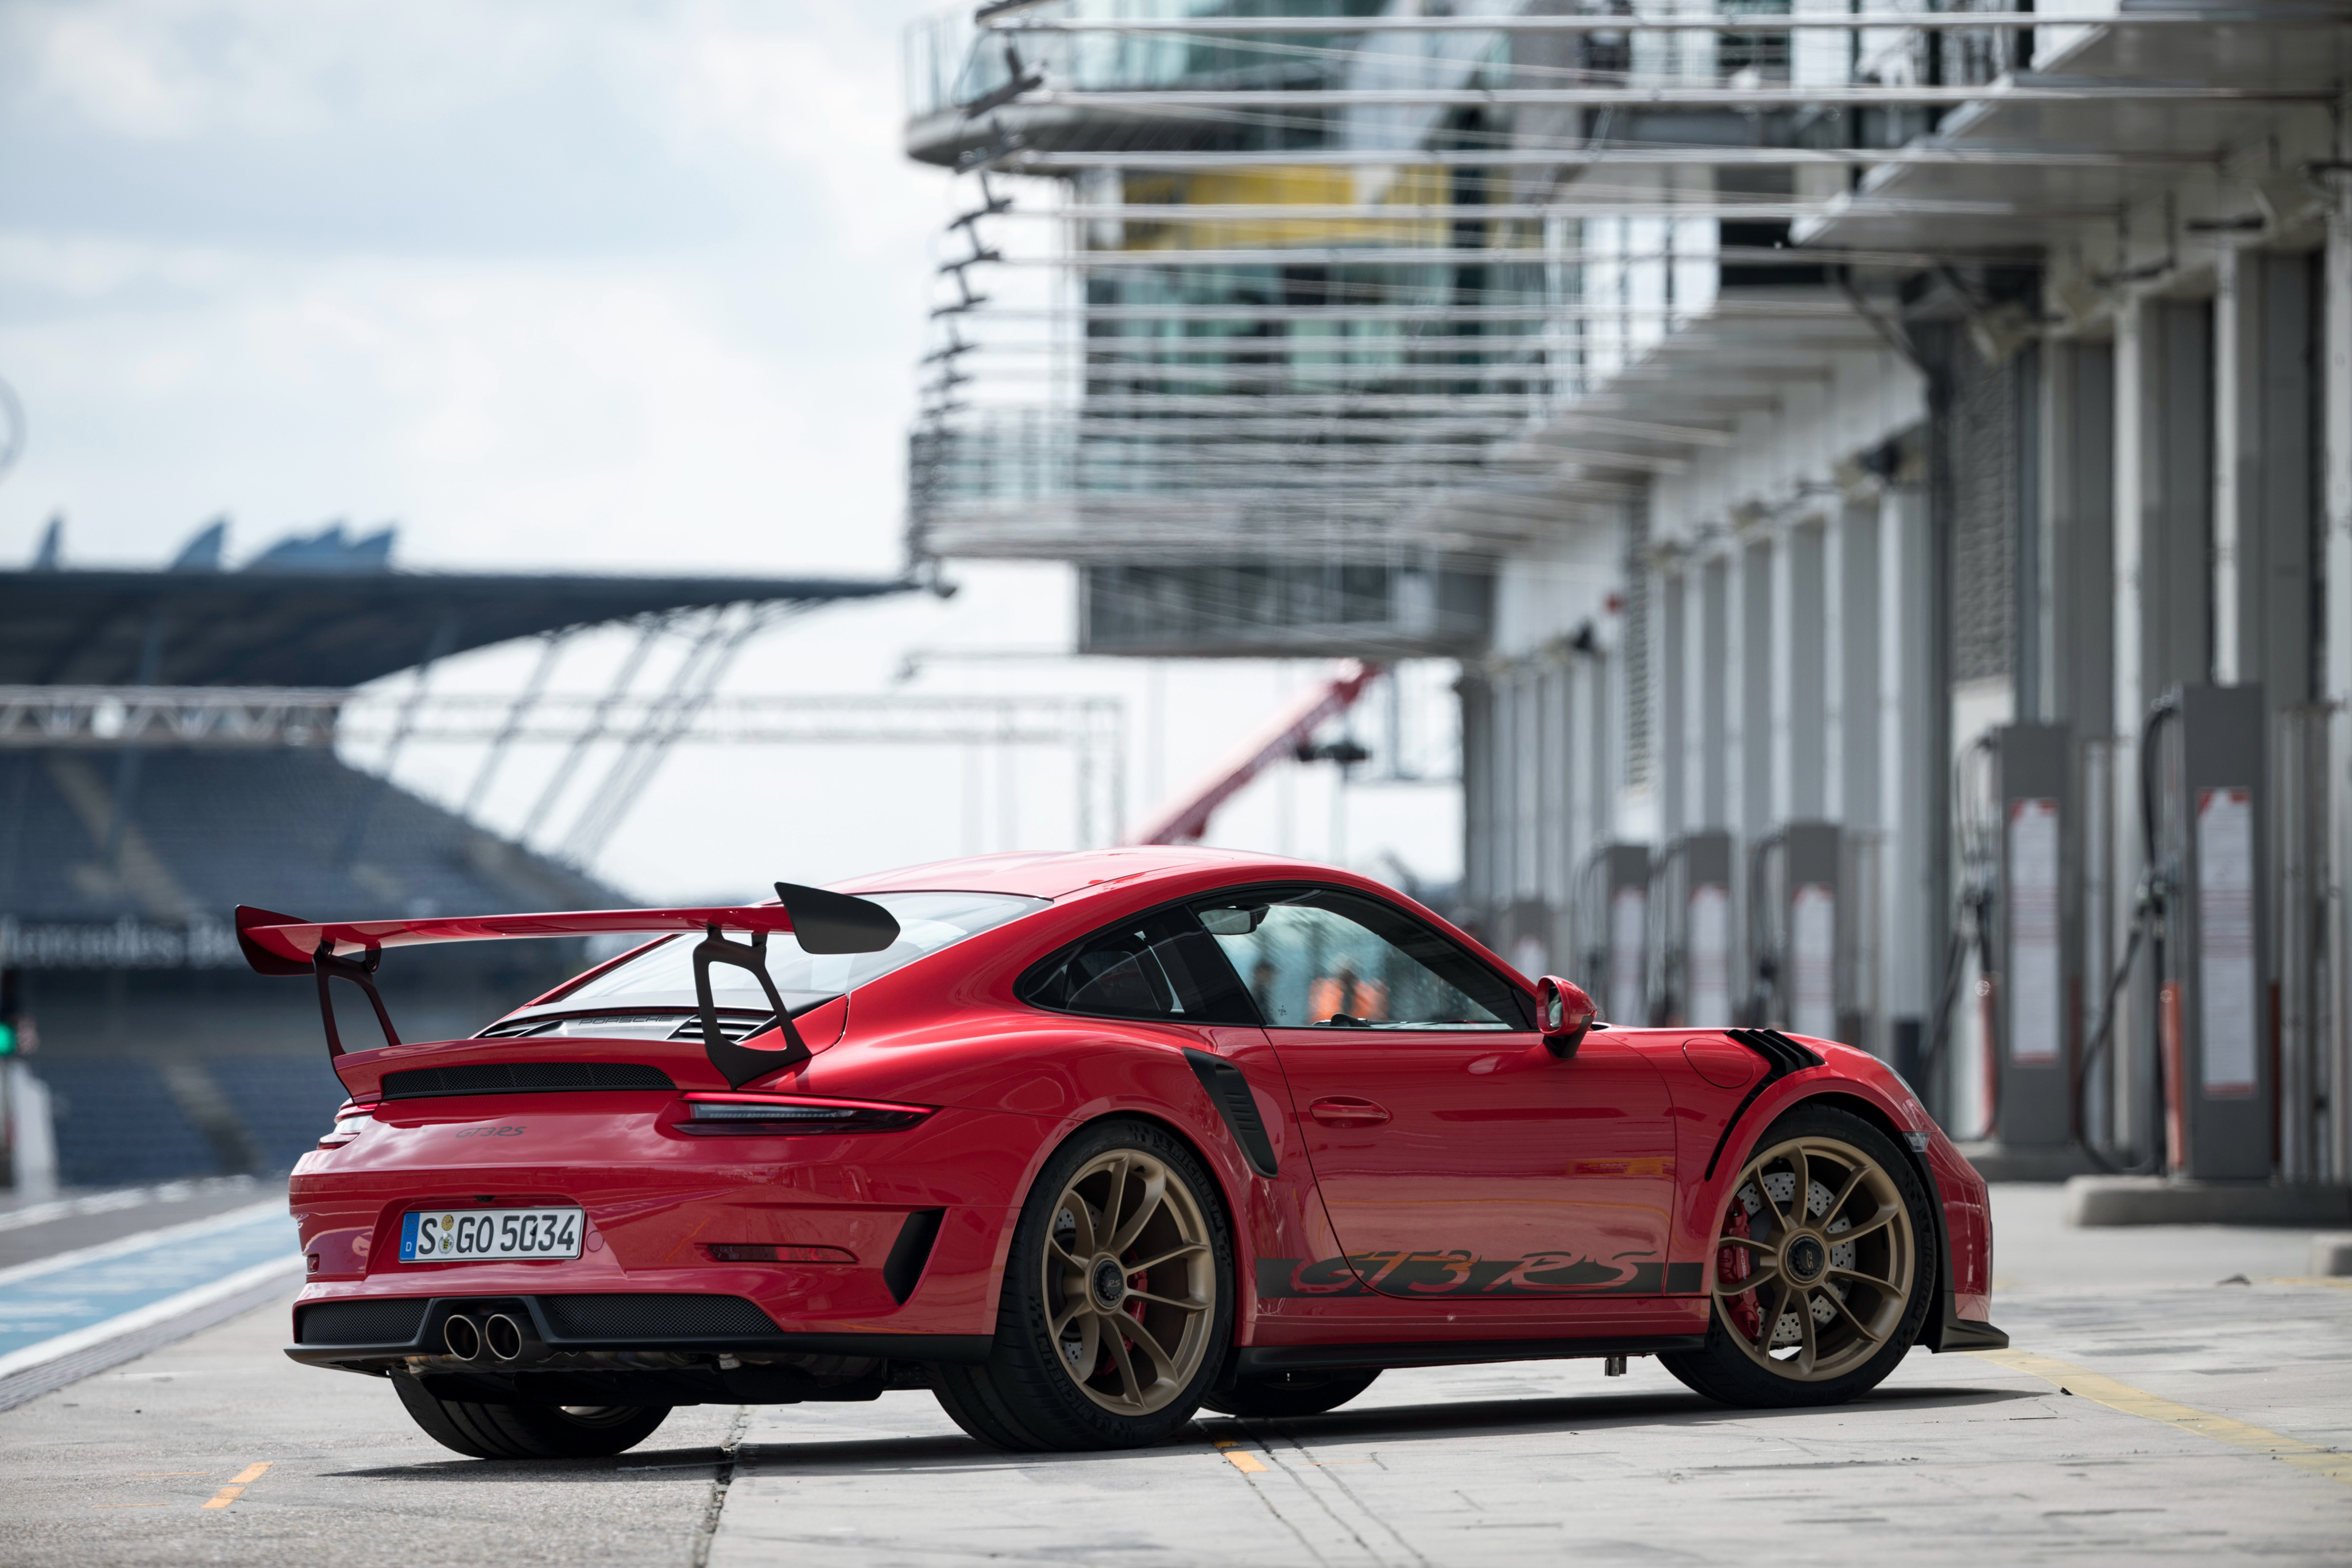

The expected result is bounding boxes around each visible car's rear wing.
[234,882,900,1089]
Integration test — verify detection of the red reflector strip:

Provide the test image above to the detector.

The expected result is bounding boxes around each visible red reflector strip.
[708,1244,856,1263]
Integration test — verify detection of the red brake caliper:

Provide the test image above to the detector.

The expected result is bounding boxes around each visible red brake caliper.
[1720,1205,1762,1341]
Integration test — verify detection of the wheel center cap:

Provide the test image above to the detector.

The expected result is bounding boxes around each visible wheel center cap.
[1785,1234,1826,1284]
[1090,1257,1127,1308]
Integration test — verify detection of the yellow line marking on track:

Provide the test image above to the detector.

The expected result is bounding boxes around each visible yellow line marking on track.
[1211,1438,1269,1474]
[1972,1349,2352,1488]
[200,1462,271,1509]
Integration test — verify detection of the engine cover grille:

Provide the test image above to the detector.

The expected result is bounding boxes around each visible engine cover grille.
[380,1062,675,1099]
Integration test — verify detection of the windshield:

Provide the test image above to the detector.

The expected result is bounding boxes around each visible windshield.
[519,890,1049,1020]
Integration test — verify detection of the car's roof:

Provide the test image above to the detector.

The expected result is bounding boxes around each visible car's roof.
[830,846,1328,901]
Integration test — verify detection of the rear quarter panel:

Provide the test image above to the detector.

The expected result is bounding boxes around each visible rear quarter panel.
[803,975,1336,1347]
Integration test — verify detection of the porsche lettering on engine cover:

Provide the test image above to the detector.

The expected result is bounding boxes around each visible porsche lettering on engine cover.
[251,849,2002,1460]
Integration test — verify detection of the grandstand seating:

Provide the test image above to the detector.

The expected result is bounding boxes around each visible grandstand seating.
[203,1054,352,1172]
[1,547,889,1193]
[0,748,609,921]
[3,744,622,1189]
[37,1059,223,1187]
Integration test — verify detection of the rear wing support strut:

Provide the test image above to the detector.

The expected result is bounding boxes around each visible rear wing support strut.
[314,944,400,1057]
[692,925,812,1087]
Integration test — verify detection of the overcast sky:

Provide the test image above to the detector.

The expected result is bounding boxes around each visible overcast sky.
[0,0,1459,901]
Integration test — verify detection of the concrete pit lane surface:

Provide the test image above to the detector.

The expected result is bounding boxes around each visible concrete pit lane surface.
[1,1184,2347,1566]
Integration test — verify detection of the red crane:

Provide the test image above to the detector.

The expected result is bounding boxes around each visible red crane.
[1123,661,1384,846]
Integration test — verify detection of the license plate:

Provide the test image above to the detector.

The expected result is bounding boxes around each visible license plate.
[400,1207,583,1263]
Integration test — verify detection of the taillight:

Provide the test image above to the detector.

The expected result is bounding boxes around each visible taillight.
[679,1093,934,1137]
[319,1100,376,1148]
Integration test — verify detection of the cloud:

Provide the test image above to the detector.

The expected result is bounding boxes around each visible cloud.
[0,0,1466,894]
[0,0,937,569]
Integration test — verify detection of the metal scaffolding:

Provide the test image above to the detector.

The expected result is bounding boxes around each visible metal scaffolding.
[904,0,2332,590]
[2,684,1131,861]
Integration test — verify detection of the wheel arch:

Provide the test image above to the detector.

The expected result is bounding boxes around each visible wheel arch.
[1057,1106,1243,1238]
[997,1106,1247,1335]
[1784,1090,1953,1352]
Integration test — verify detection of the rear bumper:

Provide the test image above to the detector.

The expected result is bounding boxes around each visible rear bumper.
[288,1290,991,1381]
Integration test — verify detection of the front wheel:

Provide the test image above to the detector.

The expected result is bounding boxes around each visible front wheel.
[1661,1104,1933,1410]
[934,1118,1232,1451]
[391,1375,671,1459]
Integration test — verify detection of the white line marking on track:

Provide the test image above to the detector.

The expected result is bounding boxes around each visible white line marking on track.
[0,1200,291,1291]
[0,1254,303,1381]
[0,1177,261,1235]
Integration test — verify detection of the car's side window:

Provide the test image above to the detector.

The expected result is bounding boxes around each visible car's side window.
[1019,909,1259,1025]
[1190,888,1527,1031]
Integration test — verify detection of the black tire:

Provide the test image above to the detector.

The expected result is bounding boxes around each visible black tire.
[1661,1103,1934,1410]
[1201,1367,1380,1419]
[390,1374,672,1459]
[934,1117,1233,1452]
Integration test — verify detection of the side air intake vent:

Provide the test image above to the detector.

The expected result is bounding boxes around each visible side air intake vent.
[539,1293,781,1339]
[1724,1027,1825,1076]
[1182,1048,1279,1178]
[381,1062,676,1099]
[881,1210,946,1304]
[297,1298,428,1346]
[1703,1028,1830,1179]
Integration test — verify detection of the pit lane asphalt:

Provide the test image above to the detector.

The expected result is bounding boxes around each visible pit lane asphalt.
[1,1186,2345,1567]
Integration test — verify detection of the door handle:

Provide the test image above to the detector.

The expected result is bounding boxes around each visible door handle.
[1307,1097,1391,1128]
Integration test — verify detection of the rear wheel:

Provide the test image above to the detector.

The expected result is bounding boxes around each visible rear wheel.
[933,1118,1231,1451]
[1661,1104,1932,1410]
[1201,1367,1380,1419]
[390,1375,671,1459]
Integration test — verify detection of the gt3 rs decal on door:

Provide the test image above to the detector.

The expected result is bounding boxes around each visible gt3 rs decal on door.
[1258,1253,1705,1298]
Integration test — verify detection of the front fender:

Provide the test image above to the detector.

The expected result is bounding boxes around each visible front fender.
[1673,1044,2002,1351]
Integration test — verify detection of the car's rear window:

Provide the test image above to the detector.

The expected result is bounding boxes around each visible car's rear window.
[525,890,1048,1018]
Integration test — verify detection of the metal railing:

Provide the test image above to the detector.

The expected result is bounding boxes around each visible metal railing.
[911,0,2087,122]
[900,0,2110,567]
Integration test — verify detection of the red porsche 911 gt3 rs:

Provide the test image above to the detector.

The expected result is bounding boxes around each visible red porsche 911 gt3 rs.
[246,846,2002,1459]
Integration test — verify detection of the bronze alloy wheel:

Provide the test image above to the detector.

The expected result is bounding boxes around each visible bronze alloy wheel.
[931,1118,1231,1451]
[1711,1132,1917,1382]
[1042,1148,1218,1416]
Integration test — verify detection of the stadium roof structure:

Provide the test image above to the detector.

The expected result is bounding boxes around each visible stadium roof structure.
[0,566,912,688]
[0,526,921,969]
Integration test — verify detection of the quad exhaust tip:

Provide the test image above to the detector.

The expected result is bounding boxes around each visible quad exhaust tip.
[442,1314,483,1360]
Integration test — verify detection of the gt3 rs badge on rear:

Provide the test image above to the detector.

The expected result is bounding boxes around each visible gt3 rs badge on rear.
[453,1125,526,1139]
